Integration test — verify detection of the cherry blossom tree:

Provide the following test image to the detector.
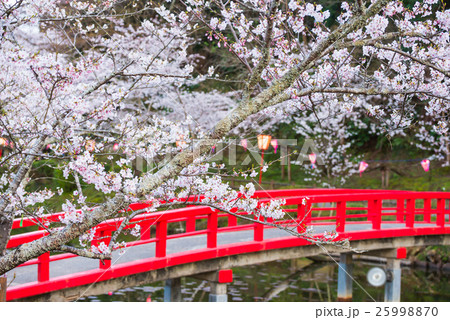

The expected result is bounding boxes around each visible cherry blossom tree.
[292,103,365,187]
[414,116,450,165]
[0,0,449,277]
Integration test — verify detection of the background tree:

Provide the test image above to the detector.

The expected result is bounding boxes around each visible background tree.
[0,0,449,276]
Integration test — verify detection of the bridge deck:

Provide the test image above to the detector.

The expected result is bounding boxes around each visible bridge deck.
[5,188,450,301]
[6,222,435,287]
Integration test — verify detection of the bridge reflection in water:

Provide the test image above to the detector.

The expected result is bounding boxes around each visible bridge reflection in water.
[75,259,450,302]
[5,189,450,302]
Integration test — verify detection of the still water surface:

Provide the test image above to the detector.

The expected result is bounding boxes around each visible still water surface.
[77,259,449,302]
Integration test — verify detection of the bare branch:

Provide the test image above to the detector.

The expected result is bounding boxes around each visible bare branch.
[119,72,190,79]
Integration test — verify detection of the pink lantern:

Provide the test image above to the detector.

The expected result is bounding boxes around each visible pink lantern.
[270,139,278,154]
[421,159,430,172]
[113,143,119,151]
[309,153,317,169]
[359,161,369,177]
[240,139,247,151]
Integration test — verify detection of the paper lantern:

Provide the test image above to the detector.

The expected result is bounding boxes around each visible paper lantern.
[0,138,8,147]
[421,159,430,172]
[85,140,96,152]
[309,153,317,169]
[176,135,186,148]
[113,143,119,151]
[240,139,247,150]
[270,139,278,154]
[257,134,272,151]
[359,161,369,177]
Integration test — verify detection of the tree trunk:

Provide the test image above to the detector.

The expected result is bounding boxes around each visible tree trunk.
[0,217,13,257]
[0,277,6,302]
[385,168,390,188]
[287,149,291,183]
[446,139,450,165]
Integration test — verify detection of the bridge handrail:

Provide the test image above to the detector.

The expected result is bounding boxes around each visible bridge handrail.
[5,189,450,299]
[9,189,436,230]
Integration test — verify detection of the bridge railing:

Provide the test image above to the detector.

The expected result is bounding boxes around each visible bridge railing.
[6,189,450,288]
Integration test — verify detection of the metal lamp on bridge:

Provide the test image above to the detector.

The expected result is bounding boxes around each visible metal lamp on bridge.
[257,134,272,184]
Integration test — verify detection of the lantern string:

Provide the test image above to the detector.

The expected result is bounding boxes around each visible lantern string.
[362,158,430,163]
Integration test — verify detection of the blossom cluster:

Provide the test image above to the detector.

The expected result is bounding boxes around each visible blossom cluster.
[0,0,449,259]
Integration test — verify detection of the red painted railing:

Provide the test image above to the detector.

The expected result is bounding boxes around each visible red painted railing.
[5,189,450,300]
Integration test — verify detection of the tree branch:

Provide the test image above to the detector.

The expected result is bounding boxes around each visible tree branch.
[373,43,450,78]
[59,245,111,260]
[185,201,359,252]
[243,0,279,98]
[0,0,390,275]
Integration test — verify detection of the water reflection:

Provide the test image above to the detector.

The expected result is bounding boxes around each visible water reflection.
[77,259,450,302]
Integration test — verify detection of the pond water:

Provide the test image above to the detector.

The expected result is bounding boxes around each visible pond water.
[77,259,449,302]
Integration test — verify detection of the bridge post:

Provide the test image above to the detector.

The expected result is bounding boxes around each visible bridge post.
[396,199,405,222]
[156,220,167,257]
[336,201,346,233]
[297,203,311,233]
[164,278,182,302]
[207,210,218,248]
[423,198,431,223]
[209,282,228,302]
[99,230,111,270]
[228,210,237,227]
[384,258,401,302]
[371,199,382,230]
[337,253,353,301]
[405,199,415,228]
[436,199,445,227]
[186,217,196,233]
[193,270,233,302]
[254,215,264,241]
[140,222,151,240]
[38,252,50,282]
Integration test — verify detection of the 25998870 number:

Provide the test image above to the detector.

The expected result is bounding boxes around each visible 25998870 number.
[376,307,438,317]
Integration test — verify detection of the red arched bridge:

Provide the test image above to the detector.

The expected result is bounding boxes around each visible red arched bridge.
[4,189,450,301]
